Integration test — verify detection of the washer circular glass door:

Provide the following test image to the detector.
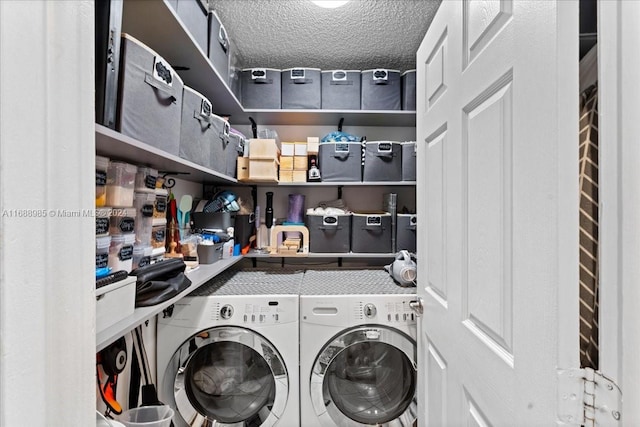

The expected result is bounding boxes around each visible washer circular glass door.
[310,326,417,426]
[166,326,288,427]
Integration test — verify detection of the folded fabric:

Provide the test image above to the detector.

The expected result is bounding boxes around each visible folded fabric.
[130,258,192,307]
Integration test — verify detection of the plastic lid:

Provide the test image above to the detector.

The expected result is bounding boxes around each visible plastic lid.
[134,191,156,202]
[96,155,110,169]
[96,236,112,249]
[133,244,152,255]
[110,207,136,217]
[155,188,169,196]
[109,161,138,173]
[111,233,136,244]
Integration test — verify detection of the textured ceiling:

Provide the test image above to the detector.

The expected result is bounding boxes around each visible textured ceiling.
[209,0,441,72]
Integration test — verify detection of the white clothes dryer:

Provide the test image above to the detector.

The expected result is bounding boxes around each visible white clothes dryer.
[300,269,418,427]
[157,268,303,427]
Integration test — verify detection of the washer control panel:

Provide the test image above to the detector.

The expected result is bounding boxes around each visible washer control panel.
[354,297,417,325]
[210,298,297,325]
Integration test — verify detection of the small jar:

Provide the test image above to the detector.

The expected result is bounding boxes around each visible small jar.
[95,155,109,207]
[135,166,158,192]
[96,235,111,273]
[151,219,167,249]
[95,207,111,237]
[134,191,155,245]
[154,189,168,219]
[109,207,136,235]
[132,244,152,270]
[108,233,136,273]
[106,161,137,207]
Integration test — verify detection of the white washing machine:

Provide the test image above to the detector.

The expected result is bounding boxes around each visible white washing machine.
[300,269,418,427]
[157,268,303,427]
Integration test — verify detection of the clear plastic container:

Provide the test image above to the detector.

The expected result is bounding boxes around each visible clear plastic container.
[95,155,110,207]
[152,219,167,249]
[95,207,112,237]
[134,191,155,245]
[109,207,136,235]
[132,244,152,270]
[108,233,136,273]
[96,235,111,272]
[135,166,158,191]
[154,189,169,219]
[119,405,174,427]
[106,161,137,207]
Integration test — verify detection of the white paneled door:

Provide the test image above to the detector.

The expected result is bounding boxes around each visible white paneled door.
[416,1,579,425]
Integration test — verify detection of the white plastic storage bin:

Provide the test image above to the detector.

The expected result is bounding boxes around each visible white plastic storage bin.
[361,69,401,110]
[241,68,282,109]
[96,276,136,332]
[208,10,230,85]
[321,70,361,110]
[132,244,152,270]
[318,142,362,182]
[108,233,136,273]
[351,213,392,253]
[179,86,217,169]
[402,141,417,181]
[281,68,321,109]
[363,141,403,182]
[397,214,417,253]
[117,34,183,155]
[174,0,208,55]
[106,161,137,207]
[95,155,109,207]
[135,166,158,192]
[401,70,416,110]
[134,191,155,246]
[306,213,351,253]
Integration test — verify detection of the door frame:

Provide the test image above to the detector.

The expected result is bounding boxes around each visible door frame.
[598,1,640,424]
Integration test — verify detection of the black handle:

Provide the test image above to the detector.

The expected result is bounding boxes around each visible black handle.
[249,117,258,138]
[265,191,274,229]
[338,117,344,132]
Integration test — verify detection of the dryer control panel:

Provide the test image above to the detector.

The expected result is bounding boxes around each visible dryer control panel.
[210,297,298,325]
[352,296,417,326]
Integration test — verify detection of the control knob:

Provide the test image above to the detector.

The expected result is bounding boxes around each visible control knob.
[220,304,234,319]
[363,303,377,319]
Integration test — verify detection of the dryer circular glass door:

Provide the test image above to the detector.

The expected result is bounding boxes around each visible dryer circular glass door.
[166,326,288,427]
[310,326,417,426]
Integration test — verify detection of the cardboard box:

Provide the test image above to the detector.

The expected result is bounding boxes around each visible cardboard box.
[237,157,250,181]
[281,142,295,156]
[293,170,307,182]
[294,156,308,170]
[249,159,279,182]
[279,170,294,182]
[294,142,307,156]
[280,156,294,170]
[249,138,279,160]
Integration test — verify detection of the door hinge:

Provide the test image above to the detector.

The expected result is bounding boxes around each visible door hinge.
[558,368,622,426]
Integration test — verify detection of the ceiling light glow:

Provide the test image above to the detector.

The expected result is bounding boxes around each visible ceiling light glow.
[311,0,350,9]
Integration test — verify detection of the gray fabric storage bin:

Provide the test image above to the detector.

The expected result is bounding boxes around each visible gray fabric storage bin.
[402,141,417,181]
[208,114,232,175]
[306,213,351,253]
[179,86,217,169]
[363,141,403,182]
[402,70,416,110]
[319,142,362,182]
[175,0,208,55]
[241,68,281,109]
[321,70,361,110]
[117,34,183,156]
[351,213,392,253]
[361,69,401,110]
[208,10,230,85]
[397,214,417,253]
[228,40,242,99]
[225,132,245,178]
[281,68,321,109]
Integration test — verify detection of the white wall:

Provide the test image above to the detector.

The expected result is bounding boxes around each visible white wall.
[0,1,95,425]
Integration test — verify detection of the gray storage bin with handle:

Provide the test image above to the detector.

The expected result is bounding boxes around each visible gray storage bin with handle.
[208,10,230,85]
[361,69,401,110]
[321,70,361,110]
[351,213,392,253]
[306,213,352,253]
[117,33,183,156]
[281,68,321,109]
[363,141,403,182]
[401,70,417,110]
[225,132,245,178]
[179,86,216,169]
[402,141,417,181]
[174,0,209,55]
[241,68,282,109]
[208,114,232,176]
[319,141,362,182]
[396,214,417,253]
